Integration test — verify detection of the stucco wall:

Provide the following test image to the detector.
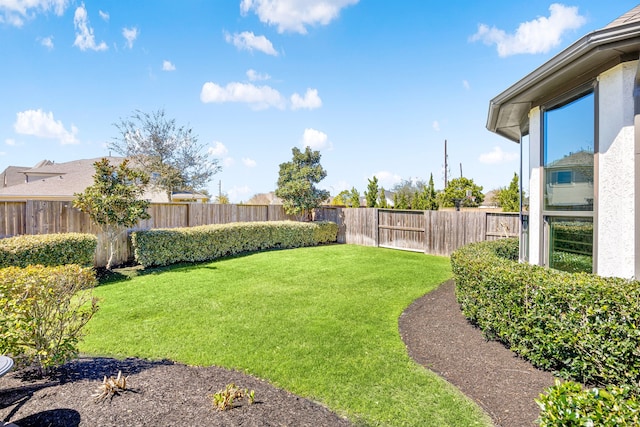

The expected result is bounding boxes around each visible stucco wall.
[528,107,542,265]
[597,61,636,278]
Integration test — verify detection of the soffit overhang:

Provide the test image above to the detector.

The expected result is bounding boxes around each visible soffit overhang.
[487,20,640,142]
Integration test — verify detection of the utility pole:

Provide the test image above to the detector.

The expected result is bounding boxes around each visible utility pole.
[218,180,222,201]
[460,162,463,178]
[444,139,448,188]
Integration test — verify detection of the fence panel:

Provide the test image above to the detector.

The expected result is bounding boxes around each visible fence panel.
[342,208,376,246]
[0,202,26,237]
[485,212,519,240]
[377,209,425,252]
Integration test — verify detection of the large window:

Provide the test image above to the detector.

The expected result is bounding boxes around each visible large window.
[543,90,594,273]
[543,91,594,211]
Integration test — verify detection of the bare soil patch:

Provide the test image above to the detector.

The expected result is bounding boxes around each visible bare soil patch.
[0,357,351,426]
[399,280,557,427]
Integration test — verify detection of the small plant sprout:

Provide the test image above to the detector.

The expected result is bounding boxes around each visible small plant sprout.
[93,370,129,402]
[211,383,255,411]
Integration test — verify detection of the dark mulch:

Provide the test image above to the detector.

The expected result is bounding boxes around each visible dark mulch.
[399,279,557,427]
[0,358,351,426]
[1,279,557,427]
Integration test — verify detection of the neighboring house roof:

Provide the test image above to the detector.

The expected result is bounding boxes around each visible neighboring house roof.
[481,190,499,208]
[546,150,594,168]
[0,157,168,203]
[171,191,209,203]
[0,165,30,188]
[246,191,283,205]
[487,5,640,142]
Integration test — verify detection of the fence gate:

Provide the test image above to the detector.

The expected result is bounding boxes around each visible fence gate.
[377,209,426,252]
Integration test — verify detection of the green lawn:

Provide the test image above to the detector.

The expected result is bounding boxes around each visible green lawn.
[81,244,492,426]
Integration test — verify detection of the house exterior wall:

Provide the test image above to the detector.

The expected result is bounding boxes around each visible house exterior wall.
[524,62,637,278]
[597,61,636,278]
[528,107,543,265]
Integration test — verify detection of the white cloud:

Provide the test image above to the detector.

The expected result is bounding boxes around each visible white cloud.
[99,10,109,21]
[162,60,176,71]
[432,121,440,131]
[373,171,402,189]
[479,146,518,164]
[470,3,586,57]
[208,141,229,156]
[242,157,257,167]
[122,27,138,49]
[40,36,54,49]
[228,185,252,203]
[200,81,285,110]
[247,69,270,81]
[14,109,79,145]
[240,0,359,34]
[463,80,470,90]
[0,0,68,27]
[5,138,16,146]
[73,4,108,51]
[225,31,278,56]
[291,88,322,110]
[301,128,331,150]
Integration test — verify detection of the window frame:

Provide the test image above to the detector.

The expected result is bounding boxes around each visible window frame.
[540,82,598,272]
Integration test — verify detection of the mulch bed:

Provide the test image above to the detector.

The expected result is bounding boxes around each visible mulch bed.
[0,358,351,426]
[399,279,557,427]
[1,279,557,427]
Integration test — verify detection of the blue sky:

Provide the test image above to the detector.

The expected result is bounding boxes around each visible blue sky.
[0,1,637,202]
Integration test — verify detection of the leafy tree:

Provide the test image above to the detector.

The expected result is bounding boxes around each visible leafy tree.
[424,173,439,210]
[109,108,221,199]
[275,146,330,220]
[378,187,388,208]
[73,158,151,269]
[437,177,484,208]
[331,190,350,206]
[349,187,361,208]
[394,192,410,210]
[496,173,520,212]
[215,194,230,204]
[364,176,380,207]
[392,179,426,209]
[413,188,427,210]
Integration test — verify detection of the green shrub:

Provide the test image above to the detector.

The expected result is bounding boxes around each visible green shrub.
[131,221,338,267]
[537,380,640,426]
[0,264,98,374]
[0,233,97,268]
[451,238,640,387]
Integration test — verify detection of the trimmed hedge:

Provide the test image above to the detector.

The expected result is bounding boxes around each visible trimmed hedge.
[0,233,97,268]
[451,239,640,424]
[537,381,640,426]
[451,238,640,387]
[0,264,98,372]
[131,221,339,267]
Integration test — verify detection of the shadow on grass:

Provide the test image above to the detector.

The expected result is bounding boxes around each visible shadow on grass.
[95,245,331,286]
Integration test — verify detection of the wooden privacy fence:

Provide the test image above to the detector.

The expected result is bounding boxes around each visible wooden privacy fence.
[316,207,518,256]
[0,201,518,266]
[0,201,296,267]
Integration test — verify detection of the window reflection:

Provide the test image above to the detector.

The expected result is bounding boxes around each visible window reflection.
[543,92,594,211]
[548,217,593,273]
